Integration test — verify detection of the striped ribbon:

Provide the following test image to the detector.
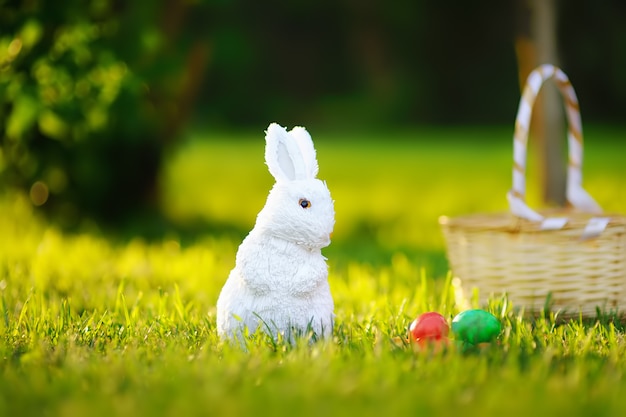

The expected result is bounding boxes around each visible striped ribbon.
[506,64,603,224]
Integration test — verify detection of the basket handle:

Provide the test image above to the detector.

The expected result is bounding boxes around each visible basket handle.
[506,64,603,222]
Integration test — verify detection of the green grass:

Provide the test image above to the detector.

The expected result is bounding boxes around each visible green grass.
[2,126,626,417]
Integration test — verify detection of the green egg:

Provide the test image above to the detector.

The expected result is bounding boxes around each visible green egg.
[451,309,501,345]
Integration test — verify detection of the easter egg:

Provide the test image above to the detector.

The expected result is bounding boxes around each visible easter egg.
[451,309,501,345]
[409,312,449,345]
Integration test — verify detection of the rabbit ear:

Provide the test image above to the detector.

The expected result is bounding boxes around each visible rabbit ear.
[289,126,319,179]
[265,123,308,182]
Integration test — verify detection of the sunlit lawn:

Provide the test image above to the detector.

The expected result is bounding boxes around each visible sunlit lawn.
[1,126,626,417]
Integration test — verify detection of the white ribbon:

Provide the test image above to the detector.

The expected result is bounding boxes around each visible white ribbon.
[507,64,607,237]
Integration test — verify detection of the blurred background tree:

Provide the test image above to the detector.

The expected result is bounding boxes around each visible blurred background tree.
[0,0,209,228]
[1,0,624,230]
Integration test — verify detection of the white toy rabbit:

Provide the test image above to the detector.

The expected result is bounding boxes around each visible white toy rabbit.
[216,123,335,343]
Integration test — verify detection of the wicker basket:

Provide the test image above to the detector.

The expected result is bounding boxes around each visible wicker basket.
[439,64,626,318]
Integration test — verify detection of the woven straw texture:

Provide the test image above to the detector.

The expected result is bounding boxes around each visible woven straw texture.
[440,211,626,317]
[440,64,626,317]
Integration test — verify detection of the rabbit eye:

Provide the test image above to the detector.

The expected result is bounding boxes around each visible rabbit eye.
[299,198,311,209]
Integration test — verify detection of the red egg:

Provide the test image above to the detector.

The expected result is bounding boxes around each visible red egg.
[409,312,449,345]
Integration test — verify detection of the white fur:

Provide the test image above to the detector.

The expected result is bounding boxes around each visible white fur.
[216,123,335,344]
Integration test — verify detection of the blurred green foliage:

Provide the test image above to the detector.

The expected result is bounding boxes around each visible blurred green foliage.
[0,0,208,226]
[1,0,625,228]
[199,0,626,127]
